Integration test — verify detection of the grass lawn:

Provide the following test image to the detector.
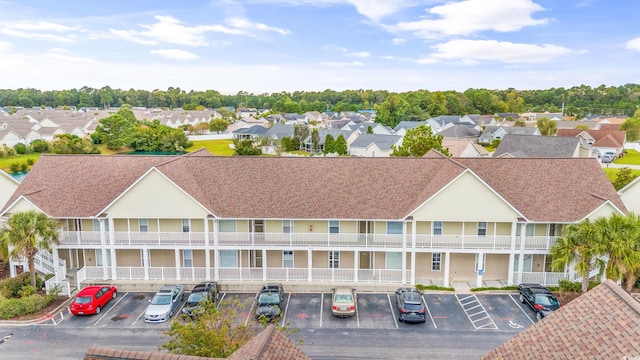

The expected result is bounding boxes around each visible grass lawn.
[0,154,40,173]
[186,139,234,156]
[603,167,640,182]
[614,149,640,165]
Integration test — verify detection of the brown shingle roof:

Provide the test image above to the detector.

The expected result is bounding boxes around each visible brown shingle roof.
[2,155,626,222]
[481,280,640,359]
[227,324,310,360]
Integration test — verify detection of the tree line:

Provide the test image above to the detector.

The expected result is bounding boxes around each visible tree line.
[2,84,639,119]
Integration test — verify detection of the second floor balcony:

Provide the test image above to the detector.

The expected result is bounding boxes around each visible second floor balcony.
[59,230,559,251]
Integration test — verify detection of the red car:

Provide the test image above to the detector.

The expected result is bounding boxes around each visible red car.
[70,285,118,315]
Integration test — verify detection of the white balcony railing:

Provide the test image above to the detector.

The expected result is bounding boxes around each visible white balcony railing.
[58,230,559,251]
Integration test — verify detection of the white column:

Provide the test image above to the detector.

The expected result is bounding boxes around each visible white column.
[354,250,359,282]
[262,249,267,281]
[175,249,181,281]
[213,219,220,281]
[143,248,149,280]
[108,218,117,280]
[307,249,313,282]
[476,252,484,288]
[99,219,108,280]
[410,219,416,285]
[517,223,526,284]
[402,222,407,285]
[443,251,451,287]
[507,221,517,285]
[204,218,211,281]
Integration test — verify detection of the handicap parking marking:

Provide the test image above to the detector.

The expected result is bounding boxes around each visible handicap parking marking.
[476,294,534,331]
[456,294,498,330]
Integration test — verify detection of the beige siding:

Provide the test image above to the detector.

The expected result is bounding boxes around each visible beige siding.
[312,251,355,268]
[483,254,509,280]
[5,198,38,213]
[106,170,209,218]
[450,253,476,280]
[84,249,97,266]
[443,222,463,235]
[149,249,175,267]
[411,171,520,222]
[340,221,357,233]
[294,220,327,233]
[294,251,307,267]
[587,203,623,220]
[192,250,206,267]
[266,250,282,267]
[116,249,141,266]
[266,220,285,233]
[0,174,18,211]
[415,252,445,280]
[621,181,640,214]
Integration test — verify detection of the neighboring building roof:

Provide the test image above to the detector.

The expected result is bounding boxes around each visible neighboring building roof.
[84,325,309,360]
[493,134,581,158]
[478,126,539,142]
[438,124,481,139]
[3,153,625,223]
[442,139,489,157]
[556,128,626,148]
[349,133,402,151]
[481,280,640,360]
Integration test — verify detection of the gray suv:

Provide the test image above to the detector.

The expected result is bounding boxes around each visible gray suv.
[255,283,284,321]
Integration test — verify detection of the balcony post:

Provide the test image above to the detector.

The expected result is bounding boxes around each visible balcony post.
[475,252,484,288]
[354,250,359,282]
[262,249,267,281]
[175,249,181,281]
[204,217,211,281]
[517,221,526,284]
[507,220,517,285]
[307,249,312,282]
[443,251,451,287]
[142,248,149,280]
[108,218,117,280]
[402,222,407,285]
[213,219,220,281]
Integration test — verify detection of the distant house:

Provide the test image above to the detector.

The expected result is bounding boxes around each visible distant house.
[493,134,591,158]
[462,114,497,127]
[437,123,482,140]
[349,133,402,157]
[618,176,640,214]
[232,125,269,140]
[441,139,489,157]
[393,121,429,136]
[478,126,540,145]
[555,120,600,130]
[556,128,626,157]
[302,129,354,153]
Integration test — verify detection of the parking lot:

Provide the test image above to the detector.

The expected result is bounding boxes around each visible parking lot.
[49,289,538,333]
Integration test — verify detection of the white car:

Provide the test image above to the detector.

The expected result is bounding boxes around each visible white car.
[144,284,185,323]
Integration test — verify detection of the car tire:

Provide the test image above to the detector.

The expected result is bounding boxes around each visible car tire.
[519,294,524,303]
[95,306,101,314]
[112,291,117,299]
[536,312,542,321]
[398,317,403,323]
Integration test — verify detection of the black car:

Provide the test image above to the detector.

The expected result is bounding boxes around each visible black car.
[518,283,561,321]
[395,287,426,323]
[255,283,284,321]
[181,282,220,318]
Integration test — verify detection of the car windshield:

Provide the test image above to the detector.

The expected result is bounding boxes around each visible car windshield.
[334,294,353,303]
[151,294,172,305]
[535,294,559,306]
[187,293,206,303]
[258,292,280,305]
[403,302,423,310]
[74,296,92,304]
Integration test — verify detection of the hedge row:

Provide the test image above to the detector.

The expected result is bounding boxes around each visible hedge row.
[0,293,58,319]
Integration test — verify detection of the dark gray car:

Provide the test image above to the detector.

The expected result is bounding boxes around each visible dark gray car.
[255,283,284,321]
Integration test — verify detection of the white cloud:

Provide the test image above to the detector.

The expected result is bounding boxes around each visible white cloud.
[346,51,371,58]
[320,61,364,68]
[225,18,290,35]
[254,0,411,21]
[109,29,158,45]
[0,20,80,43]
[9,21,80,32]
[625,37,640,52]
[392,38,406,45]
[0,41,11,51]
[150,49,200,60]
[44,48,95,63]
[389,0,550,39]
[425,39,573,64]
[0,28,76,43]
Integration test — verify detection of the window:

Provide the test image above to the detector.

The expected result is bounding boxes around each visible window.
[218,220,236,232]
[387,221,403,235]
[386,252,402,270]
[253,220,264,233]
[329,220,340,234]
[283,251,293,268]
[549,224,563,237]
[477,222,487,236]
[183,250,193,267]
[139,218,148,232]
[93,219,109,232]
[513,254,533,272]
[431,253,441,271]
[329,251,340,269]
[95,249,112,266]
[219,250,237,267]
[516,223,535,236]
[282,220,292,234]
[182,219,190,233]
[433,221,443,235]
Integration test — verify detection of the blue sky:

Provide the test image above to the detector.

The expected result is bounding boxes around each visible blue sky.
[0,0,638,94]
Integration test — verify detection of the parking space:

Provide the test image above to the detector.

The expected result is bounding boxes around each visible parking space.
[52,289,535,334]
[476,294,535,330]
[423,293,471,330]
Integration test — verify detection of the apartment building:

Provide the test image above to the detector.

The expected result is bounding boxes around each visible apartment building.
[0,150,625,288]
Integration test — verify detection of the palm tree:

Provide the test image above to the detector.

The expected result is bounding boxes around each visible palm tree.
[0,210,59,288]
[550,219,607,292]
[599,213,640,292]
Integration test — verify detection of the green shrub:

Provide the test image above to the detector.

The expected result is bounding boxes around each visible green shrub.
[556,279,600,292]
[0,272,30,298]
[18,285,36,298]
[9,162,20,173]
[470,285,519,291]
[415,284,455,292]
[0,293,56,319]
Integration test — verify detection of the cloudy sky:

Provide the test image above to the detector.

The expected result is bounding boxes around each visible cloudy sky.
[0,0,638,94]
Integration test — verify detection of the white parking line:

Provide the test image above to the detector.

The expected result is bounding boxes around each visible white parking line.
[217,292,226,308]
[280,293,291,327]
[509,294,535,324]
[319,293,324,328]
[387,293,398,328]
[132,307,146,326]
[422,295,437,329]
[94,292,128,326]
[355,293,360,327]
